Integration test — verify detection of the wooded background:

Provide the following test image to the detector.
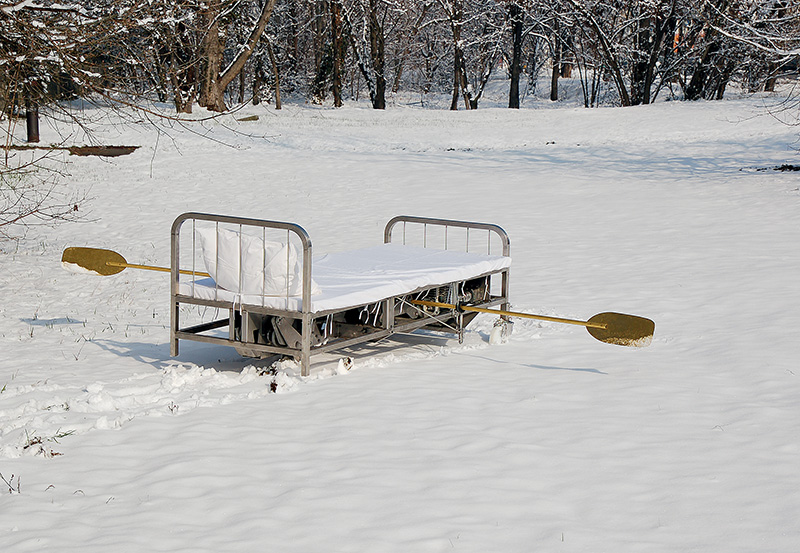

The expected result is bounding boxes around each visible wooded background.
[2,0,798,117]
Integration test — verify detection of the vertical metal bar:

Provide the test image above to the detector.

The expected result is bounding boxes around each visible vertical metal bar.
[444,225,448,250]
[300,228,313,377]
[285,229,290,310]
[242,309,250,344]
[501,269,510,312]
[170,218,181,356]
[466,227,470,253]
[301,313,312,376]
[262,227,267,307]
[238,224,244,294]
[214,222,220,302]
[403,221,406,245]
[423,223,427,248]
[170,297,180,356]
[191,219,196,296]
[384,298,394,332]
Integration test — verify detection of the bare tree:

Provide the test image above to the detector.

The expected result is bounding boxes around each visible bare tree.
[701,0,799,94]
[197,0,280,111]
[0,0,139,235]
[340,0,391,109]
[435,0,505,110]
[1,157,87,240]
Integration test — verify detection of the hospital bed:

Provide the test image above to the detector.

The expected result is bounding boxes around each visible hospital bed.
[169,213,511,376]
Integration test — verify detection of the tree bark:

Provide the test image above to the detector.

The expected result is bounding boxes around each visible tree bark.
[368,0,386,109]
[200,0,279,112]
[266,39,282,109]
[25,97,39,143]
[685,42,715,100]
[508,3,523,109]
[331,0,345,107]
[630,15,652,105]
[550,21,561,102]
[448,0,472,110]
[629,6,672,106]
[564,0,631,106]
[199,0,225,111]
[252,55,265,105]
[764,62,779,92]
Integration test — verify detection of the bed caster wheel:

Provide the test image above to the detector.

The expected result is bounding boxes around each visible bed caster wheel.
[489,318,513,345]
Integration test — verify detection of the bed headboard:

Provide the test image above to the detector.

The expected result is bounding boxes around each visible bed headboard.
[383,215,510,257]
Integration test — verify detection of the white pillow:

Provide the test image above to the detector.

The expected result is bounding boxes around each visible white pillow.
[196,227,319,296]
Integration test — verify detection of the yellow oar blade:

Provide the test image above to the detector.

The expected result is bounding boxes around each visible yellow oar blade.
[586,312,655,348]
[62,247,210,277]
[410,299,654,348]
[62,247,127,276]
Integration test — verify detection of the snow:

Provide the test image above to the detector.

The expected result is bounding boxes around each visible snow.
[1,89,800,551]
[61,261,103,276]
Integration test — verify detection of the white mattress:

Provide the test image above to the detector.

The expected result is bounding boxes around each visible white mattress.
[177,243,510,313]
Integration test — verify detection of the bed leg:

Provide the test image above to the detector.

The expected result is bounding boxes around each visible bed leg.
[170,299,179,356]
[301,313,312,377]
[501,269,510,312]
[384,298,394,333]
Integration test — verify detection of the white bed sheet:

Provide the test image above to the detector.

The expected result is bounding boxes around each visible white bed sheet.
[177,243,510,313]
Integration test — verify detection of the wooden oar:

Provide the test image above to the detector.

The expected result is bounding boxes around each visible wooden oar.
[61,247,209,277]
[62,247,655,347]
[410,299,654,348]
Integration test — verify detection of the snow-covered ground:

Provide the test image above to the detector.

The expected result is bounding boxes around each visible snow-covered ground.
[2,88,799,551]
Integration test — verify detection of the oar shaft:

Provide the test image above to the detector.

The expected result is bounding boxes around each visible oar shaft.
[106,261,209,278]
[409,299,608,330]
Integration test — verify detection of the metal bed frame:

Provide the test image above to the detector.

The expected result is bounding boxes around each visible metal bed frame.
[170,213,510,376]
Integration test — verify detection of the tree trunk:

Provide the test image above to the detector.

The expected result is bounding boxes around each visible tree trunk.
[453,47,472,110]
[314,0,326,76]
[252,55,265,105]
[449,0,471,110]
[162,22,196,113]
[266,39,282,109]
[711,58,735,100]
[25,97,39,143]
[331,0,344,107]
[629,15,650,105]
[550,22,561,102]
[340,1,381,107]
[171,64,195,114]
[642,18,669,103]
[199,0,226,111]
[369,0,386,109]
[508,3,523,109]
[764,65,779,93]
[560,33,573,78]
[391,5,429,94]
[685,43,715,101]
[451,50,461,110]
[564,0,630,106]
[200,0,279,112]
[629,11,670,106]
